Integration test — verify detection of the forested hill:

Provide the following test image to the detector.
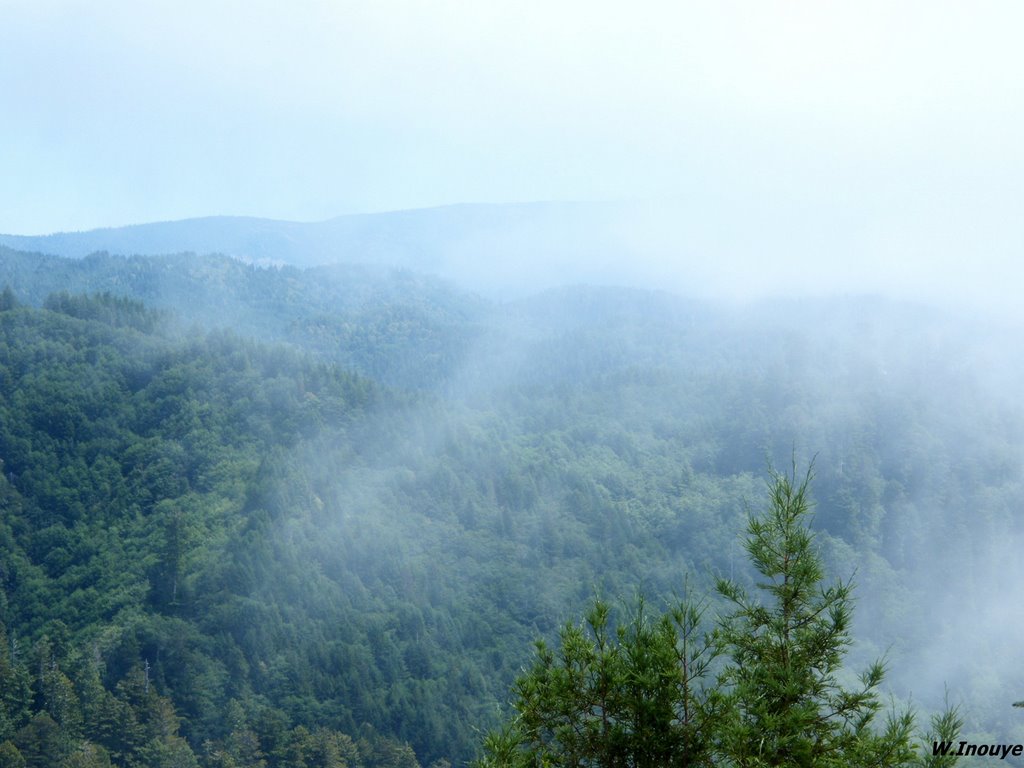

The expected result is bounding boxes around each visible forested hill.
[0,246,486,390]
[1,248,1024,766]
[0,295,420,766]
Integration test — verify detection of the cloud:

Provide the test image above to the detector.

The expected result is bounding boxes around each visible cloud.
[2,0,1023,251]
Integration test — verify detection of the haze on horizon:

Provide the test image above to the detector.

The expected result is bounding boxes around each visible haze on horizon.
[3,6,1024,756]
[2,1,1023,313]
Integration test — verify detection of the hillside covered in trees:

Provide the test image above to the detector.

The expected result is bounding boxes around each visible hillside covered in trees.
[1,247,1023,766]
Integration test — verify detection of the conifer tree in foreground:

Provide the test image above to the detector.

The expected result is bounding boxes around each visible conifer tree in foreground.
[714,465,950,768]
[475,465,960,767]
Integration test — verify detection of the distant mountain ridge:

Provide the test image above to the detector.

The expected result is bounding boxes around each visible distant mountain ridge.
[5,199,1019,318]
[0,202,634,296]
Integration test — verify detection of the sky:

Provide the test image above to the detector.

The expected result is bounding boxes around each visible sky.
[2,0,1023,309]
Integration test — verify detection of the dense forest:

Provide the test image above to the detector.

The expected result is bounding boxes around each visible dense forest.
[1,247,1023,766]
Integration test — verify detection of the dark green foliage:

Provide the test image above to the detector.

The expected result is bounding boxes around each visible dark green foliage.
[14,713,69,768]
[0,624,32,741]
[505,596,720,767]
[0,250,484,390]
[715,466,920,767]
[0,255,1021,765]
[0,285,17,312]
[0,300,427,766]
[42,291,167,334]
[478,469,961,767]
[0,740,26,768]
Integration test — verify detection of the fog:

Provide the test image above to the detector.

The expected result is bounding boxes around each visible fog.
[3,2,1024,764]
[5,0,1024,316]
[3,230,1024,761]
[3,196,1022,328]
[4,2,1024,258]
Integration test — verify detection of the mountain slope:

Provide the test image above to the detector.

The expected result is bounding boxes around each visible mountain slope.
[1,258,1023,764]
[0,246,486,389]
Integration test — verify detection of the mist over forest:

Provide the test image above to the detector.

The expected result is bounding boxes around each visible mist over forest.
[3,201,1020,319]
[4,0,1024,764]
[1,209,1023,766]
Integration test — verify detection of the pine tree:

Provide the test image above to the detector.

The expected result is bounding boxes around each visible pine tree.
[0,286,17,312]
[475,465,959,767]
[714,464,918,768]
[0,624,32,741]
[476,595,721,767]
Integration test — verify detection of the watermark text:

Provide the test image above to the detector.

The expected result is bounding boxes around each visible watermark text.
[934,741,1024,760]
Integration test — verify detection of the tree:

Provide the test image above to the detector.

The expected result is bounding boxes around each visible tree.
[715,464,920,768]
[13,713,67,768]
[504,595,720,768]
[0,740,26,768]
[0,286,17,312]
[475,589,722,768]
[0,623,32,741]
[60,742,112,768]
[475,466,959,768]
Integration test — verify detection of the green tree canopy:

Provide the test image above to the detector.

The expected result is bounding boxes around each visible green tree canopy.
[716,466,918,767]
[476,466,960,767]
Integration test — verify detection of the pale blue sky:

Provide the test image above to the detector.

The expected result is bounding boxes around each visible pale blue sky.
[2,1,1023,310]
